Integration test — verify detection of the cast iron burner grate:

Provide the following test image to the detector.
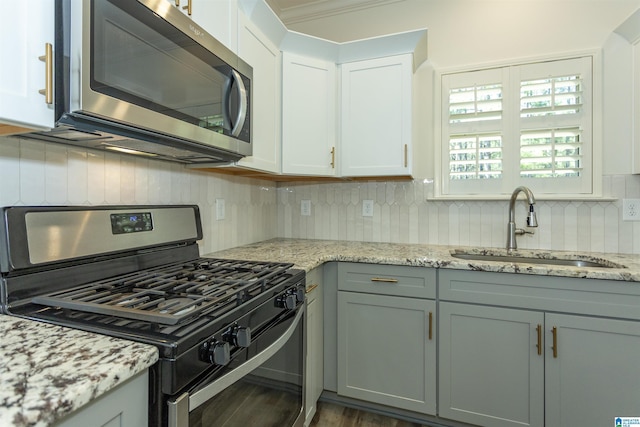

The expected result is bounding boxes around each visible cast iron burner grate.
[31,258,294,325]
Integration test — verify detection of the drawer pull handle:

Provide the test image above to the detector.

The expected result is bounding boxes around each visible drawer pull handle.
[370,277,398,283]
[305,284,319,294]
[330,147,335,169]
[551,326,558,358]
[428,311,433,341]
[182,0,192,15]
[536,324,542,356]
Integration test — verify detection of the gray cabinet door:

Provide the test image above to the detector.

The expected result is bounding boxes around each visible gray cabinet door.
[439,302,544,427]
[337,291,436,414]
[545,313,640,427]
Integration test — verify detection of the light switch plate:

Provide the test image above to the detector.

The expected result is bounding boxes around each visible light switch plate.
[215,198,225,220]
[301,199,311,216]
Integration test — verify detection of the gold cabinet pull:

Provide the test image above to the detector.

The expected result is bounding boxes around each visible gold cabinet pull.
[370,277,398,283]
[305,283,319,294]
[551,326,558,358]
[536,324,542,356]
[404,144,408,167]
[428,311,433,340]
[38,43,53,105]
[182,0,192,15]
[174,0,180,6]
[330,147,335,169]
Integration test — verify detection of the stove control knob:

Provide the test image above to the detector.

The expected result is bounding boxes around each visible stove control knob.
[295,286,305,303]
[275,293,297,310]
[234,326,251,348]
[210,341,230,366]
[223,325,252,348]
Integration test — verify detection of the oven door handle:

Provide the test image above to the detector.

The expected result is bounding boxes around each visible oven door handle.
[168,305,304,427]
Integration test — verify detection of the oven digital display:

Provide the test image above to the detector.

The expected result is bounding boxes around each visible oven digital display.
[110,212,153,234]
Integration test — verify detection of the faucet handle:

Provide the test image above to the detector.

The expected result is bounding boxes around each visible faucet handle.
[515,228,535,236]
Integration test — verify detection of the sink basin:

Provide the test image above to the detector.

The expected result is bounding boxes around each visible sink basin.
[450,250,626,269]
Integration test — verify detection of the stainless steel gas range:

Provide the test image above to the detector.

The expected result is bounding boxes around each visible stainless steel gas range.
[0,205,305,427]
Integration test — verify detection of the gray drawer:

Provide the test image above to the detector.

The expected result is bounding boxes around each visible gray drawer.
[439,269,640,320]
[338,262,436,299]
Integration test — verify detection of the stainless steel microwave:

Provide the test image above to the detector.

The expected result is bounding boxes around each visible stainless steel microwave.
[26,0,252,164]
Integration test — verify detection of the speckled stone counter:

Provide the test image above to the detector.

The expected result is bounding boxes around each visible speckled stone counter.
[207,238,640,282]
[0,315,158,427]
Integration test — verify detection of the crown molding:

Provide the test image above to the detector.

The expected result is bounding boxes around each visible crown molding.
[267,0,404,25]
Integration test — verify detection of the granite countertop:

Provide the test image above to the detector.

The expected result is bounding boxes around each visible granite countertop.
[0,315,158,427]
[207,238,640,282]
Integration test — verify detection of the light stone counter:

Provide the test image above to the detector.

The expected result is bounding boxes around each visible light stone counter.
[0,315,158,427]
[207,238,640,282]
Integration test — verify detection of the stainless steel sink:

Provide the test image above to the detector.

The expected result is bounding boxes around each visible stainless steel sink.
[450,250,626,269]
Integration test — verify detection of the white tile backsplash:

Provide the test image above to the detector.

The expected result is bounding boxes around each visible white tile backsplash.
[277,177,640,254]
[0,135,278,255]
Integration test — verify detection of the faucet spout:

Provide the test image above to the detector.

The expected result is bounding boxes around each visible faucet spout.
[507,186,538,250]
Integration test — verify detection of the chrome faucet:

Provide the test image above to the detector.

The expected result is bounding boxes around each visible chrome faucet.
[506,186,538,251]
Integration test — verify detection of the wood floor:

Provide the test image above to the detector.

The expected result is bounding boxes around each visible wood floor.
[310,401,425,427]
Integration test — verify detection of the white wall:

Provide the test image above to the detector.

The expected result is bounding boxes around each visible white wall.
[0,135,279,255]
[276,4,640,254]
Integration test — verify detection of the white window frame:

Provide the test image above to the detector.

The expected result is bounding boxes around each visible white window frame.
[433,51,603,200]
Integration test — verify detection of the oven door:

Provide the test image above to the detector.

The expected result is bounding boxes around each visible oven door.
[168,306,305,427]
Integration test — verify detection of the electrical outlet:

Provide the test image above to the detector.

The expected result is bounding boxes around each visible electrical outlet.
[623,199,640,221]
[215,198,225,220]
[301,199,311,216]
[362,200,374,217]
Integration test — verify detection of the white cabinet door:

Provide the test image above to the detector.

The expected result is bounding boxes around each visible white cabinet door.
[164,1,238,52]
[340,54,412,177]
[0,0,54,133]
[337,291,436,414]
[304,268,324,426]
[439,302,545,427]
[236,13,281,173]
[545,314,640,427]
[282,52,337,176]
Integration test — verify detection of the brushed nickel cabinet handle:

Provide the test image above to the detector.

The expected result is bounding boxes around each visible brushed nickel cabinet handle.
[305,284,319,294]
[428,311,433,341]
[182,0,192,15]
[370,277,399,283]
[551,326,558,358]
[330,147,335,169]
[38,43,53,105]
[536,324,542,356]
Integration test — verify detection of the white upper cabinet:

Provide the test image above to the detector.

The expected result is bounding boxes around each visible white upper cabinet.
[282,52,337,176]
[0,0,55,134]
[165,0,238,51]
[340,54,413,177]
[236,12,281,173]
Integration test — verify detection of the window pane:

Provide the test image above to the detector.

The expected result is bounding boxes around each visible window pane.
[450,134,502,179]
[450,84,502,123]
[520,128,581,178]
[520,75,582,117]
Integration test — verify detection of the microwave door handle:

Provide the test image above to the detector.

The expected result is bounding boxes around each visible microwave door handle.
[229,70,248,137]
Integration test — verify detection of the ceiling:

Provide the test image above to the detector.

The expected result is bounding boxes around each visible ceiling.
[261,0,640,69]
[264,0,402,25]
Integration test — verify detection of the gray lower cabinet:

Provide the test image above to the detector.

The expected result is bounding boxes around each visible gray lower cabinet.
[55,370,148,427]
[439,302,544,427]
[545,313,640,426]
[337,263,436,415]
[304,267,324,426]
[439,269,640,427]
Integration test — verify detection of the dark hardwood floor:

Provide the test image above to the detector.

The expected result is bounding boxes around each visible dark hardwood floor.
[310,401,425,427]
